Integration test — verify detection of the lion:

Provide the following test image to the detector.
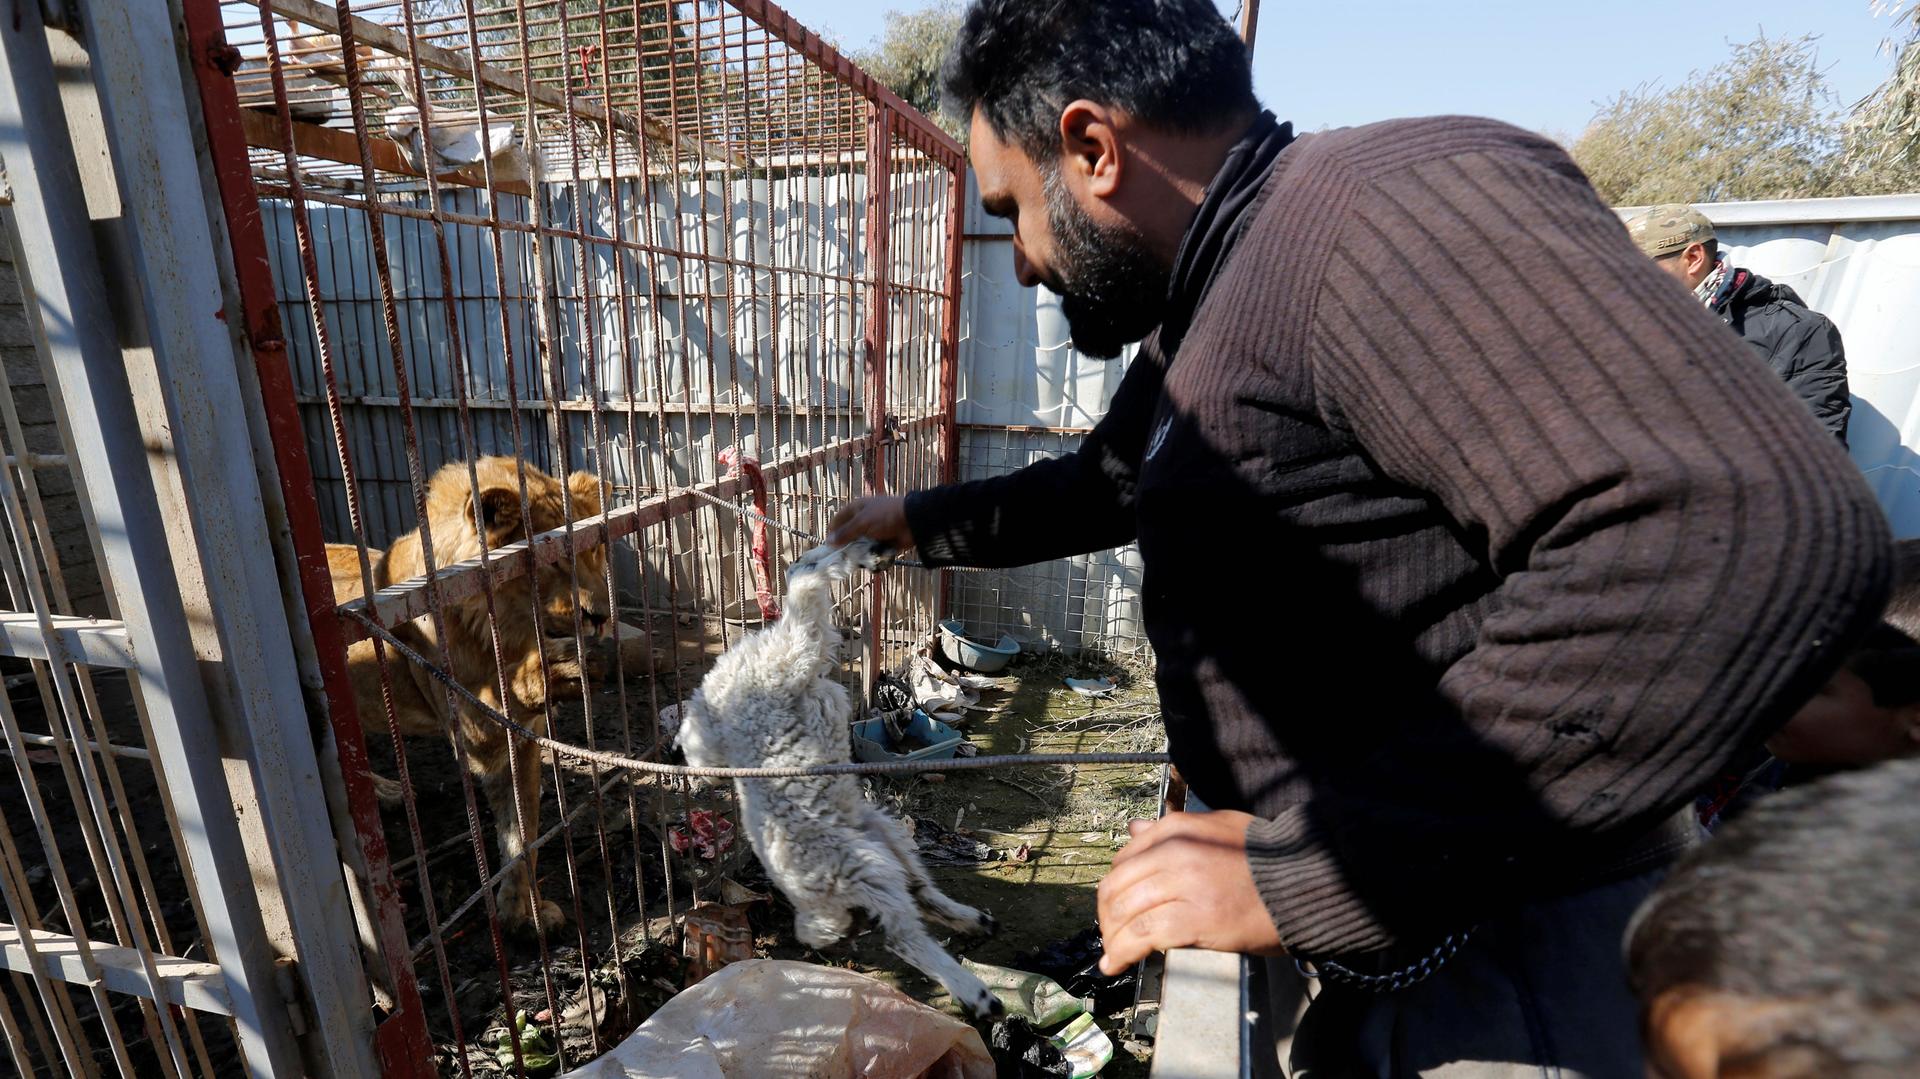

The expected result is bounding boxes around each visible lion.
[328,456,614,932]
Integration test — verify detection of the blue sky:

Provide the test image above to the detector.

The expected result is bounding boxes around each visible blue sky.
[779,0,1911,138]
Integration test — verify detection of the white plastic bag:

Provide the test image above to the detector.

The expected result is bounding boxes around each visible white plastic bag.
[567,960,993,1079]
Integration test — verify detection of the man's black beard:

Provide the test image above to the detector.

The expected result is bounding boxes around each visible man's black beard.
[1042,167,1169,359]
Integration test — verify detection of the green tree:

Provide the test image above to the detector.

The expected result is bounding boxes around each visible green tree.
[1570,34,1846,205]
[852,3,965,143]
[1841,1,1920,191]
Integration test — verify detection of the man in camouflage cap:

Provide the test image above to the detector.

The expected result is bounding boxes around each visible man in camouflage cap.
[1627,203,1851,442]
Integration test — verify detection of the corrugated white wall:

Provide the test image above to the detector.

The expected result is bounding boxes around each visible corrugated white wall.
[951,172,1147,655]
[956,187,1920,656]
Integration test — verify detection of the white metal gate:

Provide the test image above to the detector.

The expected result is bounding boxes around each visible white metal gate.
[0,2,379,1075]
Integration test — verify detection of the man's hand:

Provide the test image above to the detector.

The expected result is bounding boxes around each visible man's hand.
[1096,810,1285,975]
[826,495,915,552]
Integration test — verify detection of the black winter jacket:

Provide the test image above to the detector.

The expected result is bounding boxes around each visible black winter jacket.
[1711,267,1850,442]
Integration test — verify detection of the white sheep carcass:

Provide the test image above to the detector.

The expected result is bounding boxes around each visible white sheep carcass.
[675,539,1002,1016]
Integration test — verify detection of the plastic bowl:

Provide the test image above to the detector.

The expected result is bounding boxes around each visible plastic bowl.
[850,709,965,762]
[937,618,1021,674]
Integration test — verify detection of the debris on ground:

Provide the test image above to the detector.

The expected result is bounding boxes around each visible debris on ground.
[485,1011,559,1077]
[1052,1013,1115,1077]
[871,674,915,715]
[1063,677,1117,698]
[1015,927,1139,1017]
[988,1016,1072,1077]
[715,877,770,907]
[682,902,754,984]
[911,647,985,712]
[666,809,735,860]
[909,816,997,866]
[961,959,1093,1026]
[572,960,994,1078]
[652,702,683,746]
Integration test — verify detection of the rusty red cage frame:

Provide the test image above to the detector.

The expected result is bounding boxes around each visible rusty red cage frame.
[184,1,965,1073]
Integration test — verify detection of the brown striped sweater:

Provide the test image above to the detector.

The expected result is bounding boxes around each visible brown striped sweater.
[906,115,1891,956]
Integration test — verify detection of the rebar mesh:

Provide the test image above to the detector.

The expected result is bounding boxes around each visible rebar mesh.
[211,1,963,1072]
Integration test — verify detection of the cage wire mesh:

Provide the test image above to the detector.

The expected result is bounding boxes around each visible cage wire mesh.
[213,0,961,1071]
[949,429,1151,658]
[0,224,242,1074]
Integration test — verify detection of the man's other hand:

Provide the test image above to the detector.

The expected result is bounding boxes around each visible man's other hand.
[826,495,915,552]
[1096,810,1285,975]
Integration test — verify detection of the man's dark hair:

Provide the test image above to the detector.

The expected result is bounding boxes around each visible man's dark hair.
[940,0,1257,161]
[1847,621,1920,709]
[1880,537,1920,641]
[1627,758,1920,1071]
[1703,238,1720,265]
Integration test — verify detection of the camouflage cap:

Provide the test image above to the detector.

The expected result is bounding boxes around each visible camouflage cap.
[1625,204,1715,258]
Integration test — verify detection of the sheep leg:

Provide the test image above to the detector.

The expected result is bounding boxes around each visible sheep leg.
[792,903,853,949]
[864,806,996,935]
[855,851,1002,1018]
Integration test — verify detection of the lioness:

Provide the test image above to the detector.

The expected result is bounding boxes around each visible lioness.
[329,456,612,932]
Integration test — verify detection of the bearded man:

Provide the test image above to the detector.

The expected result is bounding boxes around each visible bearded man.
[828,2,1891,1074]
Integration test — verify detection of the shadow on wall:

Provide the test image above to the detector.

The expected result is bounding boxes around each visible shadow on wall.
[1849,394,1920,539]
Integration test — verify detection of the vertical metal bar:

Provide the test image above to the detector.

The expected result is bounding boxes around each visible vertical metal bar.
[937,160,963,619]
[0,223,105,1079]
[861,103,892,693]
[324,5,544,1072]
[0,254,203,1073]
[73,3,389,1073]
[0,6,312,1074]
[549,16,613,1054]
[0,801,101,1078]
[590,0,648,976]
[409,0,556,1054]
[500,2,579,1051]
[179,2,439,1072]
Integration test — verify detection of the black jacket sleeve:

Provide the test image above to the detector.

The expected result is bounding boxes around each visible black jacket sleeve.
[1780,313,1851,443]
[902,342,1165,568]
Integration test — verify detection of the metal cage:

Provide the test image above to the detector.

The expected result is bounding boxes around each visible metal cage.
[198,0,963,1073]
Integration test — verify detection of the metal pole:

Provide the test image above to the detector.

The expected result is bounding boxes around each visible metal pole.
[862,103,894,695]
[70,1,382,1073]
[178,0,436,1071]
[1240,0,1261,50]
[0,6,311,1077]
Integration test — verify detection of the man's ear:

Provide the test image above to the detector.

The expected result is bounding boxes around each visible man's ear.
[1058,99,1122,199]
[469,485,522,546]
[1687,242,1713,278]
[1898,702,1920,753]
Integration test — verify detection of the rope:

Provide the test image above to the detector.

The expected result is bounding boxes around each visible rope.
[677,483,996,573]
[343,609,1168,778]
